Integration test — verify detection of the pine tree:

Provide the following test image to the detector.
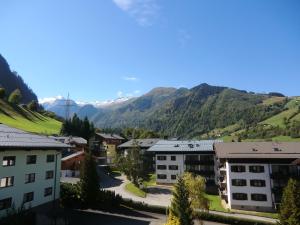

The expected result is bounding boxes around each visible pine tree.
[170,176,194,225]
[279,178,300,225]
[80,151,99,208]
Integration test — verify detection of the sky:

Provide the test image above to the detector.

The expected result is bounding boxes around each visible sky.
[0,0,299,103]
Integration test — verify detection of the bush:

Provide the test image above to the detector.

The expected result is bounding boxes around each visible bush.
[195,212,274,225]
[60,183,82,209]
[96,190,123,210]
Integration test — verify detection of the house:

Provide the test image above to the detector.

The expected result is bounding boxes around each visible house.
[214,142,300,212]
[0,124,68,218]
[91,133,125,165]
[50,136,87,157]
[61,151,85,178]
[118,138,161,171]
[147,140,222,185]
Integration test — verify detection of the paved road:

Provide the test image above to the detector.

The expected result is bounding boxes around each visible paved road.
[99,169,277,224]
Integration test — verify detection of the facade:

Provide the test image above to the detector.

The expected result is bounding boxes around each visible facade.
[0,124,67,218]
[215,142,300,212]
[61,151,85,177]
[91,133,125,165]
[148,140,222,184]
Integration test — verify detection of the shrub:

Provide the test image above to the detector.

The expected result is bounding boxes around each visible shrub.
[60,183,82,209]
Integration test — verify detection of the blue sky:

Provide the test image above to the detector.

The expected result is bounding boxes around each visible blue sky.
[0,0,299,102]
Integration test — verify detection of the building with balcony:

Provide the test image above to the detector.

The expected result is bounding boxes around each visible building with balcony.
[148,140,222,184]
[214,142,300,212]
[0,124,68,218]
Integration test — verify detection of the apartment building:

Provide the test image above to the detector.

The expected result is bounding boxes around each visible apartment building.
[148,140,222,184]
[215,142,300,212]
[0,124,68,218]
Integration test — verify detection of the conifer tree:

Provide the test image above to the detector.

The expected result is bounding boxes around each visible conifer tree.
[170,176,194,225]
[279,178,300,225]
[80,151,99,208]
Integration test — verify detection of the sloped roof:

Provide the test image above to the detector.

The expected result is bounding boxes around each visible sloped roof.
[215,142,300,159]
[0,124,69,149]
[51,136,87,145]
[96,133,125,140]
[62,151,84,161]
[148,140,222,152]
[118,139,161,148]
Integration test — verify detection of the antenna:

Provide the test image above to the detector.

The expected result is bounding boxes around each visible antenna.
[57,93,76,120]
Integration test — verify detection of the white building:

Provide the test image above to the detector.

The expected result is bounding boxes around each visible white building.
[148,140,222,185]
[215,142,300,212]
[0,124,68,218]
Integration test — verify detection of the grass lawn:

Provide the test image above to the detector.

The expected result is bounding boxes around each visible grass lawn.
[125,182,146,198]
[143,174,156,187]
[0,100,61,134]
[205,194,278,219]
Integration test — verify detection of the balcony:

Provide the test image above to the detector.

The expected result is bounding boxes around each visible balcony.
[185,160,214,165]
[270,172,300,180]
[187,170,215,176]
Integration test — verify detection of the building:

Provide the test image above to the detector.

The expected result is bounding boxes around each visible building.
[118,139,161,171]
[61,151,85,178]
[214,142,300,212]
[92,133,125,165]
[148,140,222,185]
[50,136,87,157]
[0,124,68,218]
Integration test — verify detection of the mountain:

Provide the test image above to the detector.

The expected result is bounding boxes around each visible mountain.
[0,54,38,103]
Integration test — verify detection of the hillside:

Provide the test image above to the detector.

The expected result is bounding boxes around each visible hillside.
[0,99,62,134]
[0,54,38,103]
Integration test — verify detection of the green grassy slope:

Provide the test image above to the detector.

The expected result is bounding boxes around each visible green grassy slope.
[0,100,62,134]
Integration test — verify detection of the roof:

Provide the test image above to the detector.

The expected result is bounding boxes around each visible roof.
[118,139,161,148]
[96,133,125,140]
[214,142,300,159]
[0,124,69,149]
[148,140,222,152]
[51,136,87,145]
[62,151,84,161]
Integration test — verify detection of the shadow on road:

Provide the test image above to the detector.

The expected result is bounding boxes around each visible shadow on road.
[97,166,123,188]
[147,187,172,195]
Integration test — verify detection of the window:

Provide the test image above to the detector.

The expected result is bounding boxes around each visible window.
[44,187,53,197]
[250,180,266,187]
[171,175,177,180]
[157,174,167,179]
[23,192,34,203]
[47,154,55,163]
[231,165,246,173]
[171,156,176,161]
[232,179,247,186]
[46,170,54,179]
[251,194,267,201]
[157,156,166,161]
[169,165,178,170]
[0,176,14,188]
[26,155,36,164]
[232,193,248,200]
[249,166,264,173]
[25,173,35,184]
[157,165,167,170]
[2,156,15,166]
[0,198,12,210]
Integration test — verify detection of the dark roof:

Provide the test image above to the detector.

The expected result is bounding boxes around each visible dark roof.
[118,139,161,148]
[50,136,87,145]
[0,124,69,149]
[214,142,300,159]
[62,151,84,161]
[96,133,125,140]
[148,140,222,152]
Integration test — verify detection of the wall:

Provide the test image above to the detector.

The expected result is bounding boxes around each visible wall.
[0,150,61,218]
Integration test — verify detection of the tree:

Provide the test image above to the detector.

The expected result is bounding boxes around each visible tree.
[8,89,22,104]
[279,178,300,225]
[0,88,5,99]
[170,176,194,225]
[27,100,38,111]
[183,172,209,211]
[80,151,99,208]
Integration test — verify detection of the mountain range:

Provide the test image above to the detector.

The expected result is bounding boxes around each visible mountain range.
[42,84,297,139]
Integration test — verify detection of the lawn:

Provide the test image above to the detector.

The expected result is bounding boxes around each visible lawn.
[0,100,61,134]
[143,173,156,187]
[125,182,146,198]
